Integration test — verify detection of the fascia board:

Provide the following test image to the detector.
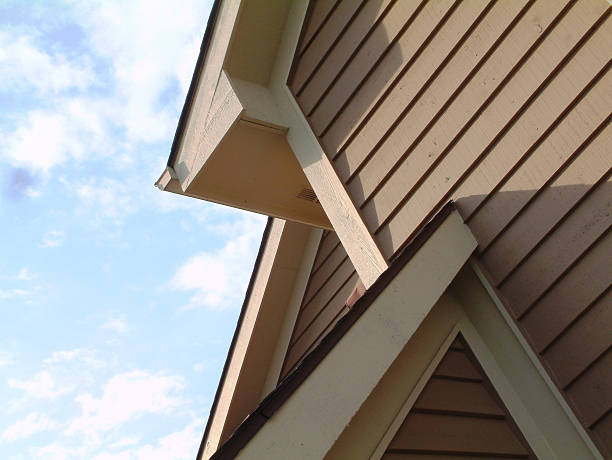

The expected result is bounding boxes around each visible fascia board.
[171,0,243,189]
[224,209,476,459]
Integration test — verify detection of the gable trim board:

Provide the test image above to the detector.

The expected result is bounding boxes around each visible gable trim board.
[198,218,315,459]
[469,258,603,457]
[209,202,478,459]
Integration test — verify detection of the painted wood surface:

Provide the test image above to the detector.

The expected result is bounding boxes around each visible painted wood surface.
[278,231,359,380]
[381,336,535,459]
[290,0,612,453]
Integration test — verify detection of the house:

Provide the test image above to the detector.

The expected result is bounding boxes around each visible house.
[156,0,612,458]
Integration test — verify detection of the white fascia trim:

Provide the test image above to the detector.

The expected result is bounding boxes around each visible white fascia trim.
[202,218,285,458]
[236,211,476,459]
[261,227,323,397]
[469,260,603,459]
[266,0,388,288]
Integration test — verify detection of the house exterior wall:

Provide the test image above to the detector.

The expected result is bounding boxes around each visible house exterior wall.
[381,334,535,458]
[290,0,611,454]
[279,230,360,380]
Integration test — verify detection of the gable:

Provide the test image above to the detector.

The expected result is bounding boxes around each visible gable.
[288,0,612,454]
[381,334,535,459]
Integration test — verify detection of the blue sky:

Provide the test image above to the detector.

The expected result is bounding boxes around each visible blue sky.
[0,1,267,458]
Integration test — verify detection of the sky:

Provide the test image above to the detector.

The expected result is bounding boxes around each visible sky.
[0,1,267,459]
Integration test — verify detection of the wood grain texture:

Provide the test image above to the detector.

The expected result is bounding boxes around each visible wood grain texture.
[290,0,612,453]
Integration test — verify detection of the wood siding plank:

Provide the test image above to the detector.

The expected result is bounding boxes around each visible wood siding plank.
[521,232,612,352]
[566,349,612,427]
[291,0,364,94]
[479,119,612,285]
[330,0,458,176]
[413,378,504,417]
[308,0,425,137]
[297,0,339,56]
[500,178,612,318]
[433,349,482,381]
[371,3,607,257]
[542,289,612,388]
[388,414,527,456]
[298,0,395,116]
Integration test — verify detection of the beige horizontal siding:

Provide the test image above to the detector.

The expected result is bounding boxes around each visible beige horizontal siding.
[279,231,359,381]
[290,0,612,453]
[381,336,535,458]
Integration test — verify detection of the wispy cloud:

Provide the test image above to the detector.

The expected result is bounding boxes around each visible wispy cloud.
[169,214,266,310]
[67,371,186,440]
[1,412,56,442]
[0,30,97,95]
[8,371,73,400]
[39,230,64,248]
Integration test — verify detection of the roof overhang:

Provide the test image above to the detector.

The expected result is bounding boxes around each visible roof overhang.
[211,204,478,458]
[157,0,331,229]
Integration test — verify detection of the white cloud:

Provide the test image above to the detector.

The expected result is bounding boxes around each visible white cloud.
[8,371,72,400]
[68,0,211,144]
[90,420,200,460]
[0,31,96,94]
[169,214,266,310]
[40,230,65,248]
[2,101,110,172]
[0,288,29,300]
[44,348,106,369]
[67,371,186,439]
[102,317,128,334]
[14,268,35,281]
[1,412,56,442]
[62,177,137,225]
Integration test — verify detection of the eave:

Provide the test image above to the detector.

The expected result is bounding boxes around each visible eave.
[157,0,331,230]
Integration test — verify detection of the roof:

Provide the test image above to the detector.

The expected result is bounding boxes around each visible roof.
[210,201,457,459]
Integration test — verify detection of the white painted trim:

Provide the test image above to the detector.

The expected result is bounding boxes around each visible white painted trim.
[201,218,285,459]
[236,211,476,459]
[365,313,579,460]
[469,260,603,459]
[369,324,461,460]
[267,0,388,288]
[175,0,243,188]
[261,227,323,397]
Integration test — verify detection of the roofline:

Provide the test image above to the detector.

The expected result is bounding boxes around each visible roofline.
[168,0,222,168]
[197,216,273,460]
[210,202,457,460]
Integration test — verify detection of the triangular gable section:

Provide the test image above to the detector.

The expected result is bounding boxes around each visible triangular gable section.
[381,334,535,459]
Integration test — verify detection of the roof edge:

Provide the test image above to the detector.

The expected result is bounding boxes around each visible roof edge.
[197,216,273,460]
[210,201,458,460]
[168,0,222,168]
